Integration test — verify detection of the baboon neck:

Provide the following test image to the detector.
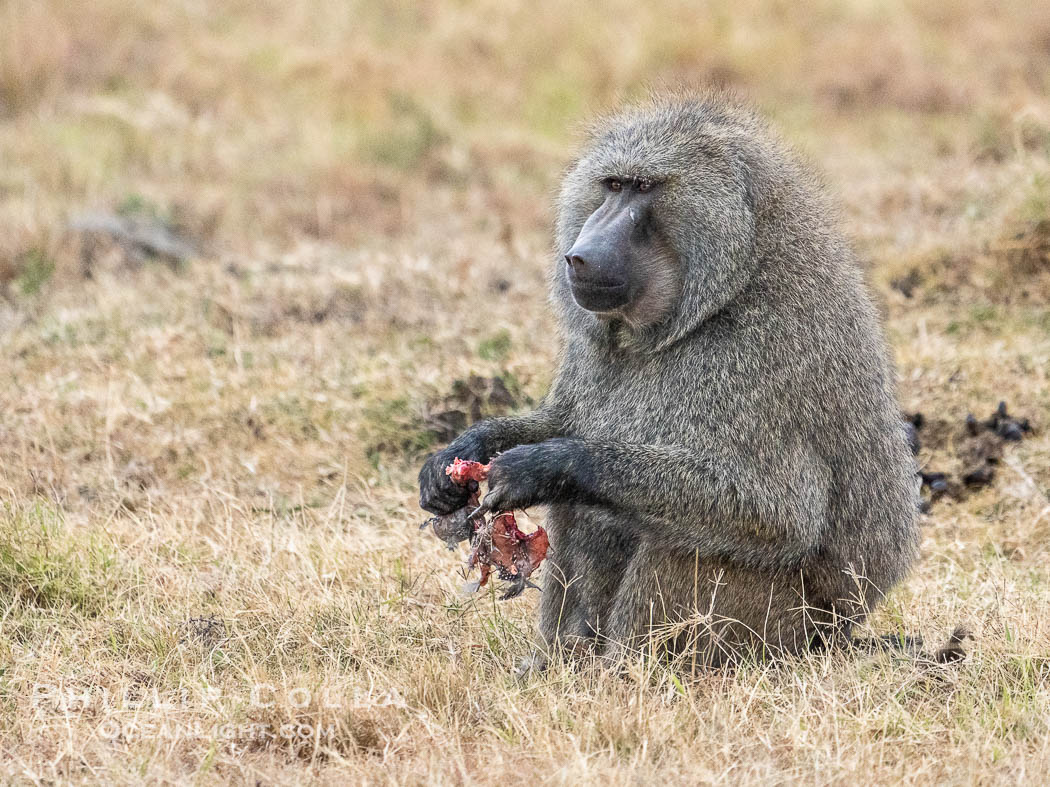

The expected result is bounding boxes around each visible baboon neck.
[569,312,681,357]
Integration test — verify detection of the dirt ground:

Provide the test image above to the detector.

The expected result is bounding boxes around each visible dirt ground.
[2,1,1050,783]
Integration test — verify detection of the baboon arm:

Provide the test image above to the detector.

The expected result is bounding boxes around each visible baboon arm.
[445,407,565,463]
[487,437,829,569]
[418,405,566,515]
[580,439,828,566]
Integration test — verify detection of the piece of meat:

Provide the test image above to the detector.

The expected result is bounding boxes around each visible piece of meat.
[422,457,549,599]
[445,458,490,485]
[421,505,480,549]
[468,512,550,599]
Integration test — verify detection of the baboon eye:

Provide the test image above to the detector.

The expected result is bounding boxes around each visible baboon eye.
[638,180,652,193]
[606,178,623,192]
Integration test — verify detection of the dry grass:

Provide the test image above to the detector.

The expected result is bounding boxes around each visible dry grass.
[2,0,1050,783]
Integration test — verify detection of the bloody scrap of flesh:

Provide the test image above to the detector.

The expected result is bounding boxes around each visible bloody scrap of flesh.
[469,512,550,600]
[420,458,549,600]
[445,457,490,486]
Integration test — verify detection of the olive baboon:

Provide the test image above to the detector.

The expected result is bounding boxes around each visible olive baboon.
[419,93,918,668]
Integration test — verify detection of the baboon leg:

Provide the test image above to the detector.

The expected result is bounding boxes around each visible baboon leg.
[601,544,817,667]
[535,550,591,661]
[535,508,638,665]
[599,543,708,664]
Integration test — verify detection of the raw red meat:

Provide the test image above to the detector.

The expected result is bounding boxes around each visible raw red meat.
[421,457,549,599]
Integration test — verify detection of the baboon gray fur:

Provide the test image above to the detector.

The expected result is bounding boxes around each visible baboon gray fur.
[419,91,918,668]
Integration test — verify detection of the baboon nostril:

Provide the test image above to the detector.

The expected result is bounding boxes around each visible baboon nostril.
[566,254,587,271]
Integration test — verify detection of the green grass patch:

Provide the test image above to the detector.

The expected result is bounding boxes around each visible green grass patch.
[15,248,55,296]
[0,500,121,616]
[360,396,435,466]
[477,329,512,361]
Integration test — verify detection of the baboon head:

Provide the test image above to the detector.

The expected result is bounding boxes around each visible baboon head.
[554,96,765,347]
[562,174,680,319]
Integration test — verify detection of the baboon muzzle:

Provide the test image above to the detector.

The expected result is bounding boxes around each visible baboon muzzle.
[565,187,655,313]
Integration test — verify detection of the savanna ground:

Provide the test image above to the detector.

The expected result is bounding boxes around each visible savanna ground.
[2,0,1050,783]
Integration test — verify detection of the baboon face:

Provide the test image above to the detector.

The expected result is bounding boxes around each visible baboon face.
[562,175,681,325]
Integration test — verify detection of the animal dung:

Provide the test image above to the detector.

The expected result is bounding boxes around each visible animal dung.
[912,401,1034,506]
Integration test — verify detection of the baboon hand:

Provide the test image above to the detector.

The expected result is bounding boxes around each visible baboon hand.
[482,440,581,513]
[418,446,480,515]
